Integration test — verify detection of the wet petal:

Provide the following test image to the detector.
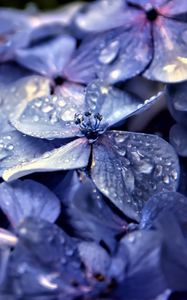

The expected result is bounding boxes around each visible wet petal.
[15,35,76,77]
[85,80,163,127]
[144,17,187,82]
[0,75,50,133]
[10,83,85,139]
[65,19,152,84]
[0,180,61,228]
[140,191,187,229]
[91,131,179,221]
[169,124,187,157]
[3,138,91,182]
[0,131,54,177]
[7,217,87,298]
[55,171,126,251]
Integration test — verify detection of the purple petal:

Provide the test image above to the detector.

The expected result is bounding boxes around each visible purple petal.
[15,35,76,78]
[91,131,179,221]
[170,124,187,157]
[140,191,187,229]
[0,180,60,228]
[65,19,152,84]
[144,17,187,82]
[3,138,91,181]
[0,131,54,176]
[55,171,126,250]
[10,83,85,139]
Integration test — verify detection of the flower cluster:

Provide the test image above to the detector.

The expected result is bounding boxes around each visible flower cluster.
[0,1,187,300]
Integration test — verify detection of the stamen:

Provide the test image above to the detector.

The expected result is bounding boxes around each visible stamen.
[74,111,104,141]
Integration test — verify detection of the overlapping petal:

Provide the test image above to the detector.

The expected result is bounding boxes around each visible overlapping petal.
[65,20,152,84]
[0,131,54,177]
[3,138,91,181]
[169,124,187,157]
[10,83,85,139]
[144,17,187,82]
[55,171,126,251]
[91,131,179,221]
[140,191,187,229]
[15,35,76,78]
[0,180,61,227]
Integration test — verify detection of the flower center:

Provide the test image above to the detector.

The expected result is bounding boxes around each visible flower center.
[74,111,104,142]
[146,8,158,21]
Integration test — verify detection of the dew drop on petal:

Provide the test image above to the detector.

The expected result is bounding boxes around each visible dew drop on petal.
[99,40,120,65]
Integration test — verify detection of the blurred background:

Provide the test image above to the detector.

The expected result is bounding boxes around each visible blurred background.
[0,0,91,10]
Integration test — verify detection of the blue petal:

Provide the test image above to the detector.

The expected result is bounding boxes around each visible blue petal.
[0,62,33,84]
[144,17,187,82]
[78,242,111,277]
[0,131,54,177]
[3,138,91,181]
[7,217,85,298]
[91,131,179,221]
[85,80,164,127]
[65,20,152,84]
[110,230,167,300]
[160,0,187,17]
[75,0,131,32]
[170,124,187,157]
[15,35,76,78]
[10,83,85,139]
[140,191,187,229]
[55,171,126,251]
[0,75,50,133]
[0,9,31,62]
[0,180,61,228]
[166,81,187,127]
[30,2,84,28]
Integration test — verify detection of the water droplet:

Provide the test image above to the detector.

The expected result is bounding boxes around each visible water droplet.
[42,104,53,113]
[99,40,120,64]
[128,234,135,243]
[163,175,170,184]
[154,165,163,177]
[114,134,126,143]
[7,144,14,151]
[33,115,39,122]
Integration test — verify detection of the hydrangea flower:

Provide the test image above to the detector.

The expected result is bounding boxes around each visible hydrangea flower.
[55,171,127,252]
[109,192,187,300]
[2,80,179,221]
[0,217,112,299]
[167,81,187,156]
[71,0,187,83]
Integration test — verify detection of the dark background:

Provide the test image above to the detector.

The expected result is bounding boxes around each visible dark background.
[0,0,91,10]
